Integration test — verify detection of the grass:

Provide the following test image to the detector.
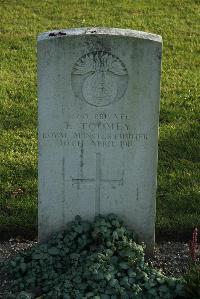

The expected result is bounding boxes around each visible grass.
[0,0,199,240]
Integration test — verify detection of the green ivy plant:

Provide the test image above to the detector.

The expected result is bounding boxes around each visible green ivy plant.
[182,263,200,299]
[1,214,184,299]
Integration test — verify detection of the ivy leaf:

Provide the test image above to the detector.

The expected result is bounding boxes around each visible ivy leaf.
[20,263,26,272]
[48,247,59,256]
[119,262,129,270]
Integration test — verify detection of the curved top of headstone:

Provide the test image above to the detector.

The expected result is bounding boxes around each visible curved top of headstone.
[38,27,162,43]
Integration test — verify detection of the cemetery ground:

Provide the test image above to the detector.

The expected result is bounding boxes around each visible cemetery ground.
[0,1,199,295]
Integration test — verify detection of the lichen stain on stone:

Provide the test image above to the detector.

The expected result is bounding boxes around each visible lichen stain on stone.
[136,186,139,201]
[49,31,67,37]
[62,156,66,224]
[156,47,162,61]
[80,141,84,178]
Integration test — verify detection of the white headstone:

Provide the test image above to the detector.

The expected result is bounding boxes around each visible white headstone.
[38,28,162,250]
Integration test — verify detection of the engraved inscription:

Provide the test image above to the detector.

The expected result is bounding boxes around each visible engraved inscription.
[41,113,149,149]
[72,153,123,215]
[71,51,128,107]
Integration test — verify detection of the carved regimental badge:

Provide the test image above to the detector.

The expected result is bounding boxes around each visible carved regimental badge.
[71,51,128,107]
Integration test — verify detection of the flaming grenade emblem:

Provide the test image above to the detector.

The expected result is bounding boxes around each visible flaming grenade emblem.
[71,51,128,107]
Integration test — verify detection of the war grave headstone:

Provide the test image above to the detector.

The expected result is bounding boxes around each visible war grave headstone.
[38,28,162,250]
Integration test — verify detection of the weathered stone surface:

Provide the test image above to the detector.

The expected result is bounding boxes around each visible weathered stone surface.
[38,27,162,250]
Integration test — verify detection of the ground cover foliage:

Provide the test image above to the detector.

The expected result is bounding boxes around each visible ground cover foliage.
[183,263,200,299]
[1,215,185,299]
[0,0,199,239]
